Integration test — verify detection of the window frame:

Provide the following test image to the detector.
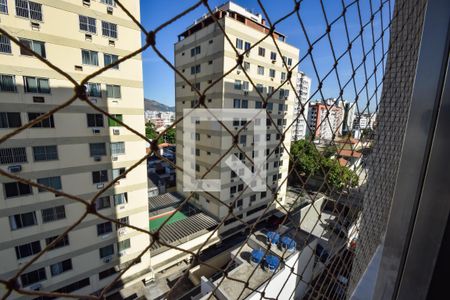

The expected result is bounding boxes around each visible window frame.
[23,76,50,94]
[104,53,119,69]
[4,181,32,198]
[28,112,55,128]
[81,49,99,66]
[92,170,108,184]
[41,205,66,223]
[15,240,41,259]
[0,147,27,164]
[0,34,12,54]
[32,145,58,161]
[79,15,96,34]
[101,21,118,39]
[36,176,62,193]
[86,114,104,127]
[0,74,17,92]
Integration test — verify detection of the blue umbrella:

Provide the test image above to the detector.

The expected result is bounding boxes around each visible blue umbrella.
[265,255,280,272]
[281,236,297,251]
[251,249,264,264]
[266,231,280,244]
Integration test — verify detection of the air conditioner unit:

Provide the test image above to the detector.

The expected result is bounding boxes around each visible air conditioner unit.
[112,156,118,161]
[118,228,127,236]
[237,70,241,74]
[92,128,101,134]
[29,283,42,291]
[113,129,120,135]
[103,256,112,263]
[107,6,113,14]
[94,156,101,162]
[284,96,288,100]
[272,60,276,64]
[8,165,22,173]
[97,183,104,189]
[118,250,127,257]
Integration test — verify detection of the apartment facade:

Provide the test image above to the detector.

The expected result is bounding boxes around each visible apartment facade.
[291,71,311,141]
[0,0,150,298]
[175,2,298,233]
[307,99,344,141]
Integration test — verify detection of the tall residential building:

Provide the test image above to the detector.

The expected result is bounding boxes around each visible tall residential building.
[307,98,344,141]
[340,100,356,135]
[291,71,311,141]
[353,112,377,130]
[0,0,150,297]
[175,2,298,233]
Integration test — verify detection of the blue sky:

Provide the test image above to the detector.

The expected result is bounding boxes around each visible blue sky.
[139,0,391,113]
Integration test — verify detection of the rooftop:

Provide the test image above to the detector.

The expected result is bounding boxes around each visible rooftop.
[337,149,362,158]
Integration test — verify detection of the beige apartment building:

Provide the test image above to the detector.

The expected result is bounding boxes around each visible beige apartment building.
[0,0,150,298]
[175,2,299,234]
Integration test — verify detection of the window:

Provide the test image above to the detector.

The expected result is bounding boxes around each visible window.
[242,99,248,108]
[287,57,292,66]
[33,145,57,161]
[269,69,275,78]
[99,268,117,280]
[236,38,243,49]
[242,81,249,91]
[233,99,240,108]
[19,38,46,57]
[257,66,264,75]
[255,101,262,109]
[90,143,106,157]
[238,184,244,192]
[256,84,264,93]
[0,74,16,92]
[106,84,121,98]
[108,114,122,126]
[113,193,127,205]
[86,82,101,97]
[268,86,274,94]
[240,135,246,144]
[97,221,112,235]
[24,77,50,94]
[266,134,271,141]
[244,41,251,51]
[190,45,200,57]
[15,241,41,259]
[101,21,117,38]
[270,51,277,60]
[15,0,42,21]
[28,112,54,128]
[9,212,37,230]
[0,0,7,14]
[104,53,119,69]
[234,80,242,90]
[112,167,125,180]
[45,234,69,250]
[92,170,108,184]
[20,268,46,287]
[190,64,201,74]
[116,216,129,229]
[55,278,90,294]
[0,147,27,164]
[79,15,96,33]
[0,35,11,54]
[81,49,99,65]
[50,259,72,276]
[230,186,236,194]
[117,239,130,252]
[258,47,265,57]
[41,206,66,223]
[4,182,32,198]
[243,62,250,70]
[110,142,125,155]
[37,176,62,192]
[99,244,114,258]
[100,0,115,5]
[281,72,286,81]
[95,196,111,210]
[87,114,103,127]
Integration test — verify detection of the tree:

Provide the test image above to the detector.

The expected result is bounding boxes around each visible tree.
[145,121,158,140]
[145,122,176,144]
[290,139,359,191]
[290,140,323,177]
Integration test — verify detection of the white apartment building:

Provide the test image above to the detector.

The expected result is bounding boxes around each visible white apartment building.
[144,111,175,129]
[0,0,150,298]
[353,112,377,130]
[291,71,311,141]
[175,2,298,234]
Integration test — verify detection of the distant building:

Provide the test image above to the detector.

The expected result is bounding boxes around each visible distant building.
[292,72,311,141]
[145,111,175,129]
[341,101,356,135]
[307,98,344,141]
[353,112,377,130]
